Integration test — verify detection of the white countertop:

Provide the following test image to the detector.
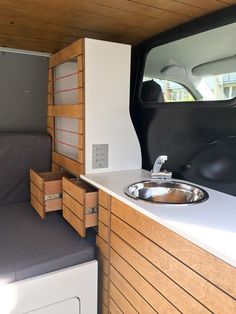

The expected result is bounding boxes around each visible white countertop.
[81,169,236,267]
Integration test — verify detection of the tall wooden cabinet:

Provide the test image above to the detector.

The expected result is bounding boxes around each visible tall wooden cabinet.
[97,190,236,314]
[47,38,141,178]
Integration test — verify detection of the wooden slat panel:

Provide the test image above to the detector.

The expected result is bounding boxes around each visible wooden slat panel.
[30,182,44,204]
[30,169,44,191]
[31,194,45,219]
[62,177,84,204]
[111,197,236,299]
[110,283,138,314]
[47,104,83,118]
[99,190,111,209]
[110,265,156,314]
[98,205,110,226]
[63,191,84,220]
[52,152,84,176]
[96,235,109,259]
[110,248,179,314]
[85,191,98,209]
[63,204,85,237]
[111,200,236,313]
[98,220,109,243]
[110,230,210,314]
[78,149,84,164]
[49,39,83,68]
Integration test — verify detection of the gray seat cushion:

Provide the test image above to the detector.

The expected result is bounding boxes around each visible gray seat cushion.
[0,202,96,284]
[0,133,51,205]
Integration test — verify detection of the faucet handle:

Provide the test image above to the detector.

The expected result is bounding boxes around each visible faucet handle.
[157,155,168,164]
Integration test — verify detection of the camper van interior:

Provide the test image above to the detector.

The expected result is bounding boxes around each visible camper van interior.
[0,1,235,314]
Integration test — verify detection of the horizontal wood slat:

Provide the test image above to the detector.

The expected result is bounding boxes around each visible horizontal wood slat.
[30,181,44,204]
[99,190,111,209]
[111,197,236,299]
[109,298,122,314]
[98,220,109,243]
[110,229,210,314]
[96,235,109,259]
[52,152,84,176]
[110,282,138,314]
[47,104,83,118]
[110,248,180,314]
[110,265,156,314]
[98,205,110,226]
[30,169,44,191]
[49,39,83,68]
[62,177,84,205]
[31,194,44,219]
[111,198,236,313]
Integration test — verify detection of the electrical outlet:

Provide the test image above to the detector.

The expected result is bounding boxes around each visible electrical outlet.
[92,144,108,169]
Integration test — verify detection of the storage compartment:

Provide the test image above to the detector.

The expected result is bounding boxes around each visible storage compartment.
[30,169,71,219]
[62,177,98,237]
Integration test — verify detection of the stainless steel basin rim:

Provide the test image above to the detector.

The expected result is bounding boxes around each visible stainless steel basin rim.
[124,180,209,204]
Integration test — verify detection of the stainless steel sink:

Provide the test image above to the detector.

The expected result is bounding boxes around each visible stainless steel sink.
[124,180,208,204]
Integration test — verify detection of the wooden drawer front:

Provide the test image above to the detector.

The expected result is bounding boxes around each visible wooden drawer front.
[98,205,109,226]
[63,205,85,237]
[63,191,84,220]
[62,177,97,208]
[111,201,236,314]
[30,169,66,218]
[30,169,44,191]
[62,181,98,236]
[31,182,44,204]
[31,194,44,219]
[99,190,111,209]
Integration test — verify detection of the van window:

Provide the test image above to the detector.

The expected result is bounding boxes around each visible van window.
[142,22,236,103]
[142,78,194,102]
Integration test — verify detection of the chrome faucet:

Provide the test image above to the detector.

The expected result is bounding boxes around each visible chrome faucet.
[151,155,172,179]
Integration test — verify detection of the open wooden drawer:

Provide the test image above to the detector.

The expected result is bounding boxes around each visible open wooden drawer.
[62,177,98,237]
[30,169,70,219]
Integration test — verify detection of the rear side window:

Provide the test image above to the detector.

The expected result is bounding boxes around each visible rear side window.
[142,78,194,102]
[142,22,236,103]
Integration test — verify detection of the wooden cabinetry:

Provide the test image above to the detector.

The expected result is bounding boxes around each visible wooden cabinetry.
[30,169,69,219]
[62,177,98,237]
[97,190,236,314]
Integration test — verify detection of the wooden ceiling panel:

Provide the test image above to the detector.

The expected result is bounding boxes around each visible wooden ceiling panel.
[0,0,235,53]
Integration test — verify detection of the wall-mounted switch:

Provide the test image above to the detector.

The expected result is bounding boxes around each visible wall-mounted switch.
[92,144,109,169]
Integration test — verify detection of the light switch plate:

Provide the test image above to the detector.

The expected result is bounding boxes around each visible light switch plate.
[92,144,109,169]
